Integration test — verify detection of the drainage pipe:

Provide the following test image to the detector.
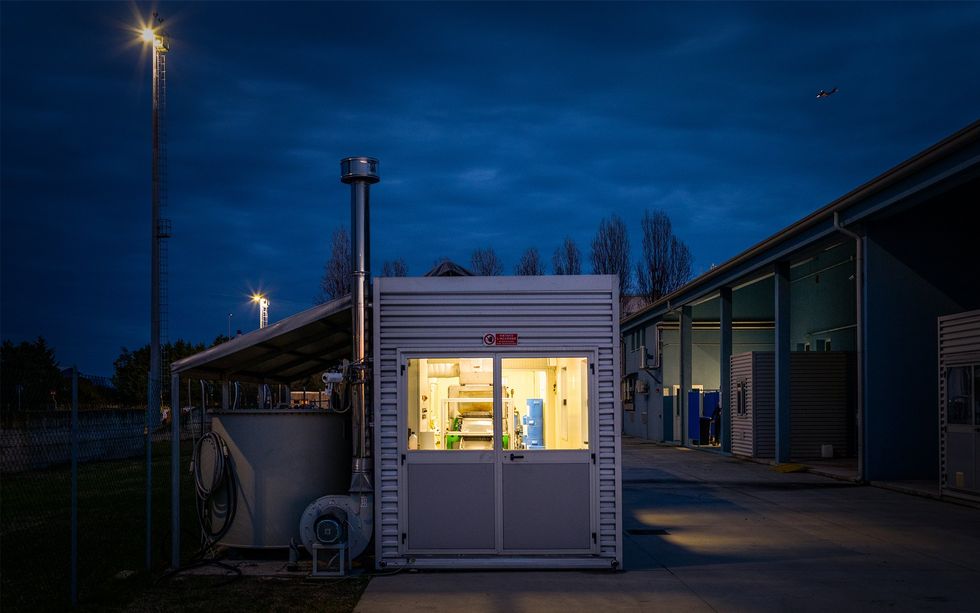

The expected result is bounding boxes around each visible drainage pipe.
[834,211,865,483]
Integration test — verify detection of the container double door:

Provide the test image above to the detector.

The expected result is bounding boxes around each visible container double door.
[400,353,596,555]
[945,363,980,494]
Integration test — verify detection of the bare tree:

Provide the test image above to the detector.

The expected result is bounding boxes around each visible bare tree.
[552,236,582,275]
[590,214,631,294]
[382,258,408,277]
[470,247,503,276]
[316,227,351,303]
[635,209,693,303]
[515,247,544,275]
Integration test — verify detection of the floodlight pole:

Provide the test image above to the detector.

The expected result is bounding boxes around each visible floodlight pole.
[144,21,170,573]
[251,295,271,407]
[258,298,269,329]
[149,29,170,427]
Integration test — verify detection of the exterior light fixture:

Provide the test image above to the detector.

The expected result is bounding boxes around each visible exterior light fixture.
[251,293,270,329]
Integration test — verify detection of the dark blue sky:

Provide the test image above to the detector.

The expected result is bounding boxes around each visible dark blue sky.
[2,1,978,374]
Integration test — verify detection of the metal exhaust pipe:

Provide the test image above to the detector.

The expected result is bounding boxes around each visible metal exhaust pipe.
[340,157,379,494]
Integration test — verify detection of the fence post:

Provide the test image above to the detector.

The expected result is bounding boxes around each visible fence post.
[170,373,181,569]
[70,366,78,606]
[146,371,153,571]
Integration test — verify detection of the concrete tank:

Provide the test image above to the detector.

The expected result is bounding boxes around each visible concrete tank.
[210,410,351,549]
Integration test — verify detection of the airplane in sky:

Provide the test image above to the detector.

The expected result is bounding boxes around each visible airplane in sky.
[816,87,839,99]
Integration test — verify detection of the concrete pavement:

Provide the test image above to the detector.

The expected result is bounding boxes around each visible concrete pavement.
[355,438,980,612]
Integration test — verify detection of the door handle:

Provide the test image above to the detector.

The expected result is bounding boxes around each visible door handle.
[510,453,525,460]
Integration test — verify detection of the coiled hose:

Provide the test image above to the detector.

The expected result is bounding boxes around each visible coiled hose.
[193,431,237,548]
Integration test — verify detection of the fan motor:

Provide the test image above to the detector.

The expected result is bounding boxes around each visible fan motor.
[315,509,347,545]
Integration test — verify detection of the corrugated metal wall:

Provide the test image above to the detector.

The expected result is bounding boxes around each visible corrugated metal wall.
[730,352,776,458]
[731,351,855,460]
[373,275,621,564]
[939,309,980,493]
[790,352,853,458]
[751,352,776,458]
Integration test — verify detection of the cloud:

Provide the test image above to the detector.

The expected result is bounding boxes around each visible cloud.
[3,1,979,371]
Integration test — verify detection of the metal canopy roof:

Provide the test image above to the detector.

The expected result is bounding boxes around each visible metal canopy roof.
[171,295,352,383]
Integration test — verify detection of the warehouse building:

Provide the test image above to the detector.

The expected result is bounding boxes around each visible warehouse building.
[622,120,979,494]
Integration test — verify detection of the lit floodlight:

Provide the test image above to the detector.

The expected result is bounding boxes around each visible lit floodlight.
[251,293,270,329]
[141,27,155,43]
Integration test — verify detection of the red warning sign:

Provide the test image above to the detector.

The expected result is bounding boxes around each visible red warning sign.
[486,333,518,346]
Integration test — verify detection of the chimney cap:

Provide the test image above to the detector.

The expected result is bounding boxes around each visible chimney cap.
[340,157,380,184]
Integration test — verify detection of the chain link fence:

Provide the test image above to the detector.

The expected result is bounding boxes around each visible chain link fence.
[1,369,201,610]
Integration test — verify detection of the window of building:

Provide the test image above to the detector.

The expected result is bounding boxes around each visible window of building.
[502,357,589,450]
[947,365,972,425]
[974,366,979,426]
[735,380,747,416]
[622,374,636,410]
[406,356,590,451]
[406,358,495,451]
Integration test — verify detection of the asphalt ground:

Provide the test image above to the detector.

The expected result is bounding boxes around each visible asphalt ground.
[356,437,980,612]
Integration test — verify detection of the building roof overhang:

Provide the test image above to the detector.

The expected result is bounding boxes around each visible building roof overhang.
[622,120,980,331]
[170,295,352,383]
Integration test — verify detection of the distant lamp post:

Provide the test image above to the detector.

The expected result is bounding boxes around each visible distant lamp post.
[252,293,270,329]
[227,313,233,339]
[251,293,271,407]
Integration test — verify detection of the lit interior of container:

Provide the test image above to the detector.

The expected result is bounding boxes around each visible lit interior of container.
[406,357,588,451]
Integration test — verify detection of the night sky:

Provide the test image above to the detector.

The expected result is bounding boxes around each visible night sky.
[2,2,978,375]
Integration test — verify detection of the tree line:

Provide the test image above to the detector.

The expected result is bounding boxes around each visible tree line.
[3,211,691,405]
[317,208,693,306]
[0,336,230,412]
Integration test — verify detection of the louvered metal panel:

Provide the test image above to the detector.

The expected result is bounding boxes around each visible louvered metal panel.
[373,275,622,568]
[940,310,980,365]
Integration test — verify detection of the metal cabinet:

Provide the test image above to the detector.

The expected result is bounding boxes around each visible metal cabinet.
[940,310,980,500]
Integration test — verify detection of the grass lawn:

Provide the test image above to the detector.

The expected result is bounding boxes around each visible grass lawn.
[118,575,369,613]
[2,440,206,609]
[2,438,370,612]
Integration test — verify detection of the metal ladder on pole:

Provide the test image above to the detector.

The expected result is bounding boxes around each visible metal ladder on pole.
[155,48,172,381]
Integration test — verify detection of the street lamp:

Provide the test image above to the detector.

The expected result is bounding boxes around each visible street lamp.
[141,15,171,429]
[251,293,271,408]
[138,12,172,574]
[251,293,270,329]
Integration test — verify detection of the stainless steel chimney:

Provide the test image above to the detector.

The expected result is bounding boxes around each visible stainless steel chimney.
[340,157,378,494]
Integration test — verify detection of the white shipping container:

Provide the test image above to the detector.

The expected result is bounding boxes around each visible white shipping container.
[373,275,623,569]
